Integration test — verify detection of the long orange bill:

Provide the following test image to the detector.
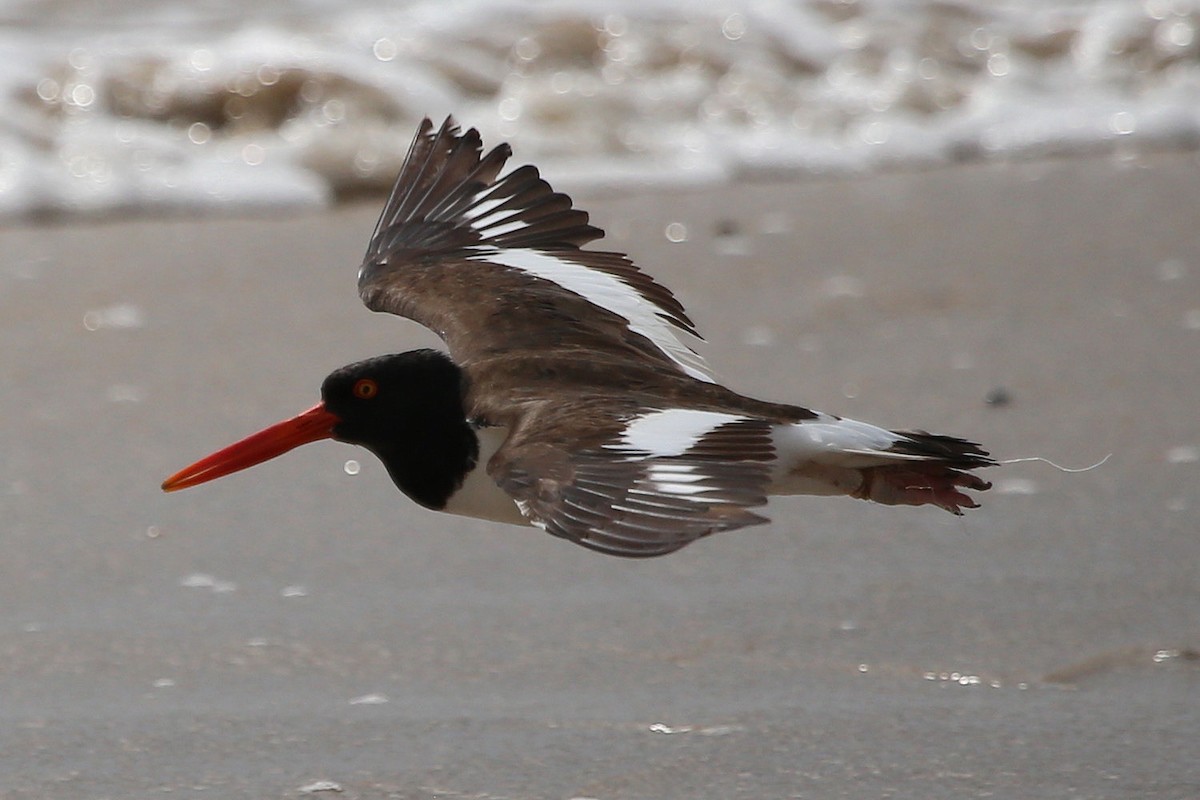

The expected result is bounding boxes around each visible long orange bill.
[161,403,341,492]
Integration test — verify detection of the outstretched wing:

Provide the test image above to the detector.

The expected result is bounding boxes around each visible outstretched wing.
[358,117,714,384]
[489,406,776,558]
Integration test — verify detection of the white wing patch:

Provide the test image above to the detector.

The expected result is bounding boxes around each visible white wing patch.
[461,189,527,238]
[643,463,711,495]
[603,409,752,499]
[473,248,715,383]
[610,409,748,458]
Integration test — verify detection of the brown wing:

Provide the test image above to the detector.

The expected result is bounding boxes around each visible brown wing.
[357,117,715,387]
[488,404,775,558]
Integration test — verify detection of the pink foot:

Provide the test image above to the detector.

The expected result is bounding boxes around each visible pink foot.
[855,465,992,515]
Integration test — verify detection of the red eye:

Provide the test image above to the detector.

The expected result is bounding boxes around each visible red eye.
[353,378,378,399]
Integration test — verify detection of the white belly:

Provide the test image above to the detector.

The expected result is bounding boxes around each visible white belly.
[442,425,530,526]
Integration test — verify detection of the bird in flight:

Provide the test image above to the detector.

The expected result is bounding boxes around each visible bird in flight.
[163,117,993,557]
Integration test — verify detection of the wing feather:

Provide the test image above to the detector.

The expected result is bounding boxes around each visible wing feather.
[358,116,713,384]
[490,410,775,558]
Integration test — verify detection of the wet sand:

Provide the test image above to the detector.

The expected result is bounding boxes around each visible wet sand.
[1,153,1198,799]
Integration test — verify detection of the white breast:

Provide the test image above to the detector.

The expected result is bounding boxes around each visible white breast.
[442,425,530,526]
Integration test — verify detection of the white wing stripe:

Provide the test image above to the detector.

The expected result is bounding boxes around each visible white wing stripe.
[474,249,715,383]
[461,186,532,238]
[477,219,528,237]
[463,193,508,221]
[611,409,746,457]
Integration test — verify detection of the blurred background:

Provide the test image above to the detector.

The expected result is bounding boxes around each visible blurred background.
[2,0,1199,221]
[2,2,1198,797]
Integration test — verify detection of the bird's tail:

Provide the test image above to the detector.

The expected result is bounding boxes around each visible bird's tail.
[768,417,994,514]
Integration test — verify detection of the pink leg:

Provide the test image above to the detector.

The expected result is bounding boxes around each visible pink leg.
[854,465,992,515]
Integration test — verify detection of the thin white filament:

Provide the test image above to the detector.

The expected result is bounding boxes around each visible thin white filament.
[998,454,1112,473]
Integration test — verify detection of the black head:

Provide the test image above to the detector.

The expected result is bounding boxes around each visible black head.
[321,349,467,449]
[320,349,479,509]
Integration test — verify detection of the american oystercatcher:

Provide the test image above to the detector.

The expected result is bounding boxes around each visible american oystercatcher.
[163,117,993,557]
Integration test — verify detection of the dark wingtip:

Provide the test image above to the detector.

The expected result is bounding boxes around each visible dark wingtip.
[891,430,997,470]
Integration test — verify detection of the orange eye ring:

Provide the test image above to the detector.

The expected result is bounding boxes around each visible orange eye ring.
[353,378,378,399]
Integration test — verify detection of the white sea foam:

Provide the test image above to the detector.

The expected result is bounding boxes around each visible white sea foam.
[1,0,1198,220]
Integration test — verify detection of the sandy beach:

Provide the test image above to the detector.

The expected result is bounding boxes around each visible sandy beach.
[1,152,1197,798]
